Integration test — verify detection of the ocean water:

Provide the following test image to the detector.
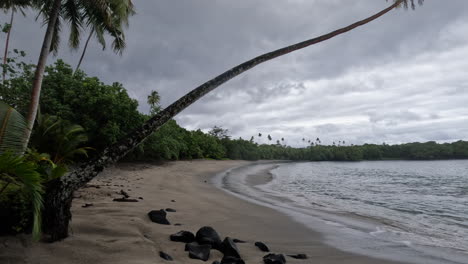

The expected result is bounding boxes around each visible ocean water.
[215,160,468,264]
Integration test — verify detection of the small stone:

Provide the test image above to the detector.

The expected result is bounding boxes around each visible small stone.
[159,251,173,261]
[220,237,240,258]
[174,223,182,226]
[119,189,129,198]
[255,241,270,252]
[170,231,195,243]
[196,226,222,249]
[138,197,143,200]
[232,239,246,243]
[287,254,307,259]
[263,254,286,264]
[165,208,177,212]
[185,242,211,261]
[171,199,176,202]
[148,210,170,225]
[113,198,138,202]
[221,256,245,264]
[82,203,93,208]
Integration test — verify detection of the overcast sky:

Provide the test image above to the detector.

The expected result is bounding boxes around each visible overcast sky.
[4,0,468,146]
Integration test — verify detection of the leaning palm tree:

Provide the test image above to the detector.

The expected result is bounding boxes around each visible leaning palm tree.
[74,0,135,74]
[23,0,130,152]
[38,0,423,241]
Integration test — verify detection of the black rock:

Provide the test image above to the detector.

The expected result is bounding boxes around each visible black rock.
[171,199,176,202]
[174,223,182,226]
[196,226,222,249]
[212,261,221,264]
[221,256,245,264]
[82,203,93,208]
[185,242,212,261]
[170,231,195,243]
[113,198,138,202]
[287,254,307,259]
[119,189,129,198]
[263,254,286,264]
[255,241,270,252]
[138,197,143,200]
[148,209,170,225]
[232,239,246,243]
[220,237,240,258]
[165,208,177,212]
[159,251,173,261]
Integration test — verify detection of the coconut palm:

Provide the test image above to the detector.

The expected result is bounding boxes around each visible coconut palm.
[23,0,132,152]
[1,0,31,82]
[42,0,424,241]
[74,0,135,74]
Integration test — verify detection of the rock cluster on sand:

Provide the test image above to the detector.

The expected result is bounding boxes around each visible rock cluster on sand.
[151,209,307,263]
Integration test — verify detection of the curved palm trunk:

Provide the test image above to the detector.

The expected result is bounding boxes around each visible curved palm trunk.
[23,0,62,151]
[42,0,402,241]
[2,10,14,82]
[74,29,94,75]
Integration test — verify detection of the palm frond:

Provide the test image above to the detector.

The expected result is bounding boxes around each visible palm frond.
[0,101,28,155]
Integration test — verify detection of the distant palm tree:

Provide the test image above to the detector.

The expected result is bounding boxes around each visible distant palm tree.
[147,90,161,115]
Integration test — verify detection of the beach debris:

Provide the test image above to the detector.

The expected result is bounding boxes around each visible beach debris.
[185,242,212,261]
[220,237,241,258]
[119,189,130,198]
[196,226,222,249]
[255,241,270,252]
[232,239,246,243]
[221,256,245,264]
[171,199,176,202]
[81,203,93,208]
[112,198,138,202]
[165,208,177,212]
[148,209,171,225]
[263,253,286,264]
[159,251,173,261]
[287,254,307,259]
[170,231,195,243]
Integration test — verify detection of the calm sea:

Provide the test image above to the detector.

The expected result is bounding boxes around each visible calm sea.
[216,160,468,264]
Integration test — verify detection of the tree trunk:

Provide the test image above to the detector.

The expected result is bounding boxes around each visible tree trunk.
[43,0,402,241]
[23,0,62,151]
[74,29,94,75]
[2,10,14,82]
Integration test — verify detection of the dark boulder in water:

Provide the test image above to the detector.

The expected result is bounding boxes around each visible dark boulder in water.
[159,251,173,261]
[287,254,307,259]
[255,241,270,252]
[220,237,241,258]
[263,253,286,264]
[170,231,195,243]
[185,242,212,261]
[196,226,222,249]
[148,209,170,225]
[221,256,245,264]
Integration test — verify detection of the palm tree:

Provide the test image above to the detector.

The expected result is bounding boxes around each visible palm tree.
[23,0,128,151]
[41,0,423,241]
[147,90,162,115]
[1,0,30,82]
[74,0,135,74]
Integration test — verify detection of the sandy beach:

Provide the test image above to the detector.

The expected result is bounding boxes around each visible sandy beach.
[0,160,408,264]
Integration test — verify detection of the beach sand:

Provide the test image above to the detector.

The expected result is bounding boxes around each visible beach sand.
[0,160,407,264]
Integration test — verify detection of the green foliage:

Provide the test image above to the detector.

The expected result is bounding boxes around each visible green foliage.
[0,152,43,240]
[0,101,27,154]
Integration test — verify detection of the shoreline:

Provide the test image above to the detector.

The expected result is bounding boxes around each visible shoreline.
[1,160,408,264]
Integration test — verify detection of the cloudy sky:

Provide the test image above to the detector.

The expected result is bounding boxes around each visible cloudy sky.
[5,0,468,146]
